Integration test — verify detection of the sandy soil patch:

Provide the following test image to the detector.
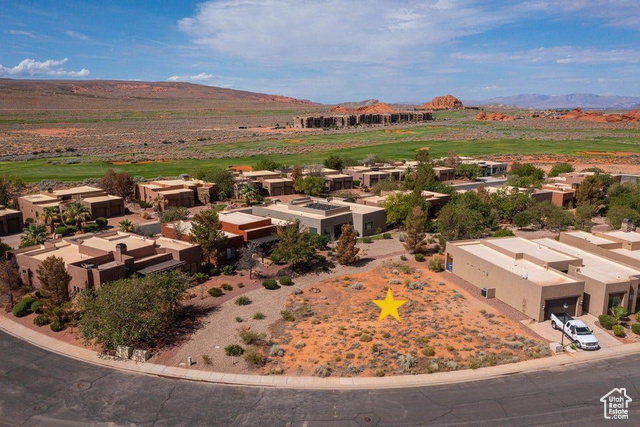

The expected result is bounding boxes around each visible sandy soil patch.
[245,127,314,133]
[384,129,413,134]
[284,138,305,143]
[265,262,549,377]
[576,151,640,156]
[12,128,81,137]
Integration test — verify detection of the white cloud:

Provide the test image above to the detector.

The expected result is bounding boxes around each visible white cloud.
[66,30,89,41]
[0,58,90,77]
[453,46,640,65]
[167,72,229,86]
[8,29,37,38]
[177,0,519,67]
[535,0,640,29]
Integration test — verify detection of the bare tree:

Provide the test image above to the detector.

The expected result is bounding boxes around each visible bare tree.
[171,221,189,240]
[0,260,20,309]
[238,242,260,279]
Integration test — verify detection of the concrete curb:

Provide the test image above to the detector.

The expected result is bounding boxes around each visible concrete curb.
[2,316,639,390]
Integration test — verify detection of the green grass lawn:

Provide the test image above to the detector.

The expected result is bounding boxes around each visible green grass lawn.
[3,135,639,182]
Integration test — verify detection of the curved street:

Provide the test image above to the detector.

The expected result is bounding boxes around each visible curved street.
[0,333,638,426]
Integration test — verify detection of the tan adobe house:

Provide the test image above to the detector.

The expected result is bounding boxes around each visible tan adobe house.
[18,186,125,222]
[12,231,201,294]
[251,196,386,239]
[135,178,218,208]
[0,205,23,236]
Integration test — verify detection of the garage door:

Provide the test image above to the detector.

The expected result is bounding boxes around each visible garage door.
[544,297,578,321]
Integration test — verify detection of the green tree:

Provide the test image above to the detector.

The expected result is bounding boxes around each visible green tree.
[575,202,599,230]
[323,155,344,171]
[335,224,360,265]
[0,238,11,260]
[525,201,574,230]
[0,174,24,209]
[455,163,482,180]
[160,206,190,223]
[193,167,235,200]
[548,163,575,177]
[371,177,400,196]
[63,202,91,230]
[404,206,427,253]
[189,208,228,265]
[77,271,192,351]
[576,175,604,208]
[513,211,532,229]
[437,200,487,240]
[20,224,48,247]
[507,162,545,188]
[270,220,317,267]
[383,191,428,226]
[295,176,326,196]
[253,158,281,171]
[36,255,71,306]
[607,205,640,229]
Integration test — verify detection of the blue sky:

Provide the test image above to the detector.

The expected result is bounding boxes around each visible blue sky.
[2,0,640,103]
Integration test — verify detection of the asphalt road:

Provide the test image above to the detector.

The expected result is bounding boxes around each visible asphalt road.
[0,332,638,426]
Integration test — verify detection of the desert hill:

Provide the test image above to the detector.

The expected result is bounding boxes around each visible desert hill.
[422,95,463,110]
[558,107,640,123]
[0,79,315,110]
[331,100,395,114]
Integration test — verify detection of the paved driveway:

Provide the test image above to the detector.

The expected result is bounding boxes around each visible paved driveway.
[522,314,622,350]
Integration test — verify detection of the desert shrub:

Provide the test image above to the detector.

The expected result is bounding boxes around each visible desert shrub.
[270,344,284,357]
[414,253,425,262]
[235,296,251,306]
[239,330,265,345]
[224,344,244,357]
[598,315,616,330]
[235,316,243,323]
[428,257,444,272]
[262,279,278,290]
[308,233,330,250]
[21,296,36,307]
[67,226,77,234]
[376,369,385,377]
[95,217,108,228]
[492,228,515,237]
[397,354,417,372]
[30,300,41,314]
[33,315,50,327]
[202,355,212,365]
[360,334,372,342]
[50,320,64,332]
[279,276,293,286]
[280,310,295,321]
[636,312,640,323]
[253,312,266,320]
[632,323,640,335]
[313,364,332,378]
[244,349,267,367]
[383,233,392,239]
[82,223,99,233]
[12,302,28,317]
[208,287,223,297]
[222,265,235,275]
[400,255,408,261]
[221,283,233,291]
[193,272,208,283]
[423,346,435,357]
[613,325,625,337]
[54,226,68,235]
[362,237,373,244]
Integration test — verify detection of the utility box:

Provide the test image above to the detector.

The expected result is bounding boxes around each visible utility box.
[481,288,487,297]
[115,345,133,360]
[550,342,564,354]
[485,288,496,299]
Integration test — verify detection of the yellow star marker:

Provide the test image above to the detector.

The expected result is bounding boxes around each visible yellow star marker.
[372,289,406,322]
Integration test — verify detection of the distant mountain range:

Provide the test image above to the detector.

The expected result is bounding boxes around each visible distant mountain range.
[465,93,640,110]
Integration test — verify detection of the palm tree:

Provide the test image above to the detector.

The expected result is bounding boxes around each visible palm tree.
[63,202,91,231]
[41,206,61,234]
[20,224,48,247]
[118,219,134,232]
[239,185,259,206]
[152,195,166,212]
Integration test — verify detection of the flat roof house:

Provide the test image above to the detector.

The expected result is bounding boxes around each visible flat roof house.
[433,167,455,182]
[532,238,640,316]
[135,178,218,208]
[445,237,585,321]
[358,190,451,215]
[0,205,23,236]
[459,158,508,177]
[18,186,125,221]
[560,229,640,271]
[12,231,201,294]
[218,211,278,246]
[251,196,386,239]
[237,170,295,197]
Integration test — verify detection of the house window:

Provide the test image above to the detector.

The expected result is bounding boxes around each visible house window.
[309,227,318,234]
[364,221,373,231]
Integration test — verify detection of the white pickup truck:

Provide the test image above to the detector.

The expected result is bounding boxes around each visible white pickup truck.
[550,313,600,350]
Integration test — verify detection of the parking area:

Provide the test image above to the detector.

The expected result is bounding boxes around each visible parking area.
[522,314,623,350]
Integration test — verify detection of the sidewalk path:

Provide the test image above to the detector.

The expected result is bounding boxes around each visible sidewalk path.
[2,315,640,390]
